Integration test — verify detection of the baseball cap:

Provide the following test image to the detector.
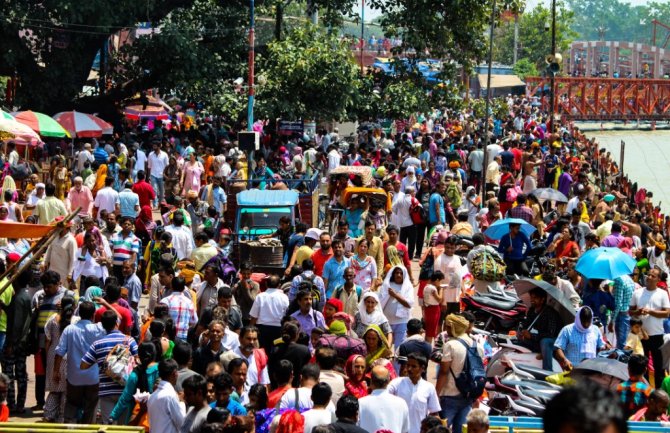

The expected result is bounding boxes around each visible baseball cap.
[305,228,323,241]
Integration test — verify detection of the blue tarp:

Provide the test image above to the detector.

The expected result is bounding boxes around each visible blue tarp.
[236,189,299,207]
[372,58,445,84]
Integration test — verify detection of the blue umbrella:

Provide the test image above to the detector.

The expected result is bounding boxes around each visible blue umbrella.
[575,247,636,280]
[484,218,536,240]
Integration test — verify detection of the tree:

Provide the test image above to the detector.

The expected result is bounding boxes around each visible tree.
[513,58,538,80]
[492,3,577,71]
[256,25,362,121]
[108,0,249,118]
[367,0,495,76]
[0,0,194,112]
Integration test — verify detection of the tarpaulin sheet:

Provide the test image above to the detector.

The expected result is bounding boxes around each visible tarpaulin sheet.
[0,221,54,239]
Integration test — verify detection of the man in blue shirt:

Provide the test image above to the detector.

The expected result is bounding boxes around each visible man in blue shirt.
[210,372,247,415]
[497,223,532,276]
[118,181,140,218]
[322,240,351,298]
[93,142,109,165]
[200,176,227,218]
[54,301,106,424]
[428,182,446,227]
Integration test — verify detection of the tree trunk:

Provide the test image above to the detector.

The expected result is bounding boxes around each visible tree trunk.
[513,14,519,65]
[275,4,283,40]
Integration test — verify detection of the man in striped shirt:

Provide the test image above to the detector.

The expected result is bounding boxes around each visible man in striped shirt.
[161,275,198,341]
[81,309,138,424]
[109,216,141,281]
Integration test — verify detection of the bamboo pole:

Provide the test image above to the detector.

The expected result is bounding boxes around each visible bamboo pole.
[0,207,81,297]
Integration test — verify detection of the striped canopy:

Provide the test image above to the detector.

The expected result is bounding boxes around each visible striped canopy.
[13,110,70,138]
[0,117,43,146]
[53,111,113,138]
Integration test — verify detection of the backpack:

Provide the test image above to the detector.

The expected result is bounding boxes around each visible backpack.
[410,197,428,225]
[334,285,362,303]
[470,248,506,281]
[450,338,487,401]
[317,334,367,361]
[201,250,237,285]
[105,337,136,386]
[297,273,321,311]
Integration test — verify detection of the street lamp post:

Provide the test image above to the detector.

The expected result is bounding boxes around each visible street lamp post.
[247,0,255,132]
[481,0,496,203]
[360,0,365,75]
[548,0,556,133]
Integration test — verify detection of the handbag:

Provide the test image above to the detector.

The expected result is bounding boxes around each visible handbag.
[419,249,435,280]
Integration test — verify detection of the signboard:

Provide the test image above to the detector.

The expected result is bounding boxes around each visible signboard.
[278,120,304,136]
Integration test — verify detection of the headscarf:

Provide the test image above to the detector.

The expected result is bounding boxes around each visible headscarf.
[363,324,391,366]
[326,298,343,313]
[92,164,108,195]
[572,306,600,361]
[358,292,388,327]
[446,313,469,338]
[329,320,347,336]
[83,286,103,308]
[384,245,403,275]
[0,175,16,203]
[344,354,368,399]
[380,265,413,318]
[275,410,304,433]
[135,205,156,241]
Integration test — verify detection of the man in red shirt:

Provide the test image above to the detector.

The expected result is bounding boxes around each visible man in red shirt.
[93,283,134,335]
[310,232,333,277]
[131,170,156,209]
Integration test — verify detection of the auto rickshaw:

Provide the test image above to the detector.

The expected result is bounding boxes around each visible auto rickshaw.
[330,186,392,237]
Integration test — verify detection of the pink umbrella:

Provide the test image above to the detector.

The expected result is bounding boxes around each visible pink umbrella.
[0,118,43,146]
[53,111,114,138]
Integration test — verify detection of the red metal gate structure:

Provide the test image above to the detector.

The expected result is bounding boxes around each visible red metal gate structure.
[525,76,670,121]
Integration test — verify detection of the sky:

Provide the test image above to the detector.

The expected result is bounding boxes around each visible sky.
[358,0,656,22]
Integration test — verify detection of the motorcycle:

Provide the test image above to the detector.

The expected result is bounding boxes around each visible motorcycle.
[462,286,528,332]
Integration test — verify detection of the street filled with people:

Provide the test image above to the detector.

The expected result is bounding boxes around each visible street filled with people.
[0,99,664,433]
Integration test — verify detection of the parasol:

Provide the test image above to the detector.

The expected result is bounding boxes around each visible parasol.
[13,110,70,138]
[575,247,636,280]
[511,278,577,324]
[0,118,43,146]
[53,111,113,138]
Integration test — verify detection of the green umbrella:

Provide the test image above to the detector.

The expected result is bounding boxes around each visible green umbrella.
[0,109,13,121]
[13,110,71,138]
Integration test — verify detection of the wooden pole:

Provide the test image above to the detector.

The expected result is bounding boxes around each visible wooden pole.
[0,207,81,297]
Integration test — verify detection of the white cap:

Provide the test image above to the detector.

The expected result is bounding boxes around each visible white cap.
[305,228,323,241]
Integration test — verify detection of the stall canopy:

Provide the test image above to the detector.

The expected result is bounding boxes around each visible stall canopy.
[477,74,526,89]
[0,221,54,239]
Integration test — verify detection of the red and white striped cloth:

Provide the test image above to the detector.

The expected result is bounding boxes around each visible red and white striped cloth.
[53,111,113,138]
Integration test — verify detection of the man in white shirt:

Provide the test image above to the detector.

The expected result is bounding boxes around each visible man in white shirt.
[280,364,335,412]
[249,275,289,352]
[6,142,19,166]
[232,327,270,388]
[133,143,148,181]
[327,146,341,171]
[75,142,95,174]
[358,365,410,433]
[165,212,194,260]
[303,383,336,433]
[486,140,503,163]
[93,177,120,222]
[630,267,670,387]
[388,353,440,433]
[147,141,169,207]
[148,359,185,433]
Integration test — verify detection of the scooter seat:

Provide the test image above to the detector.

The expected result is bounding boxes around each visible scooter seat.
[471,293,519,311]
[522,388,558,405]
[501,378,561,391]
[515,363,557,380]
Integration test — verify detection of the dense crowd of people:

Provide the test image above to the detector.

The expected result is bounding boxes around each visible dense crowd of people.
[0,97,667,433]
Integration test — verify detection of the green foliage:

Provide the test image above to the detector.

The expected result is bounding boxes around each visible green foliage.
[492,2,577,70]
[256,25,362,121]
[513,58,538,80]
[468,97,508,120]
[379,79,429,120]
[367,0,495,76]
[109,0,248,118]
[0,0,196,112]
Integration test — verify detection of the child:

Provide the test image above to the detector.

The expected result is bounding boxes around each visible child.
[617,354,651,418]
[624,317,647,356]
[323,298,343,328]
[202,205,219,231]
[423,271,444,343]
